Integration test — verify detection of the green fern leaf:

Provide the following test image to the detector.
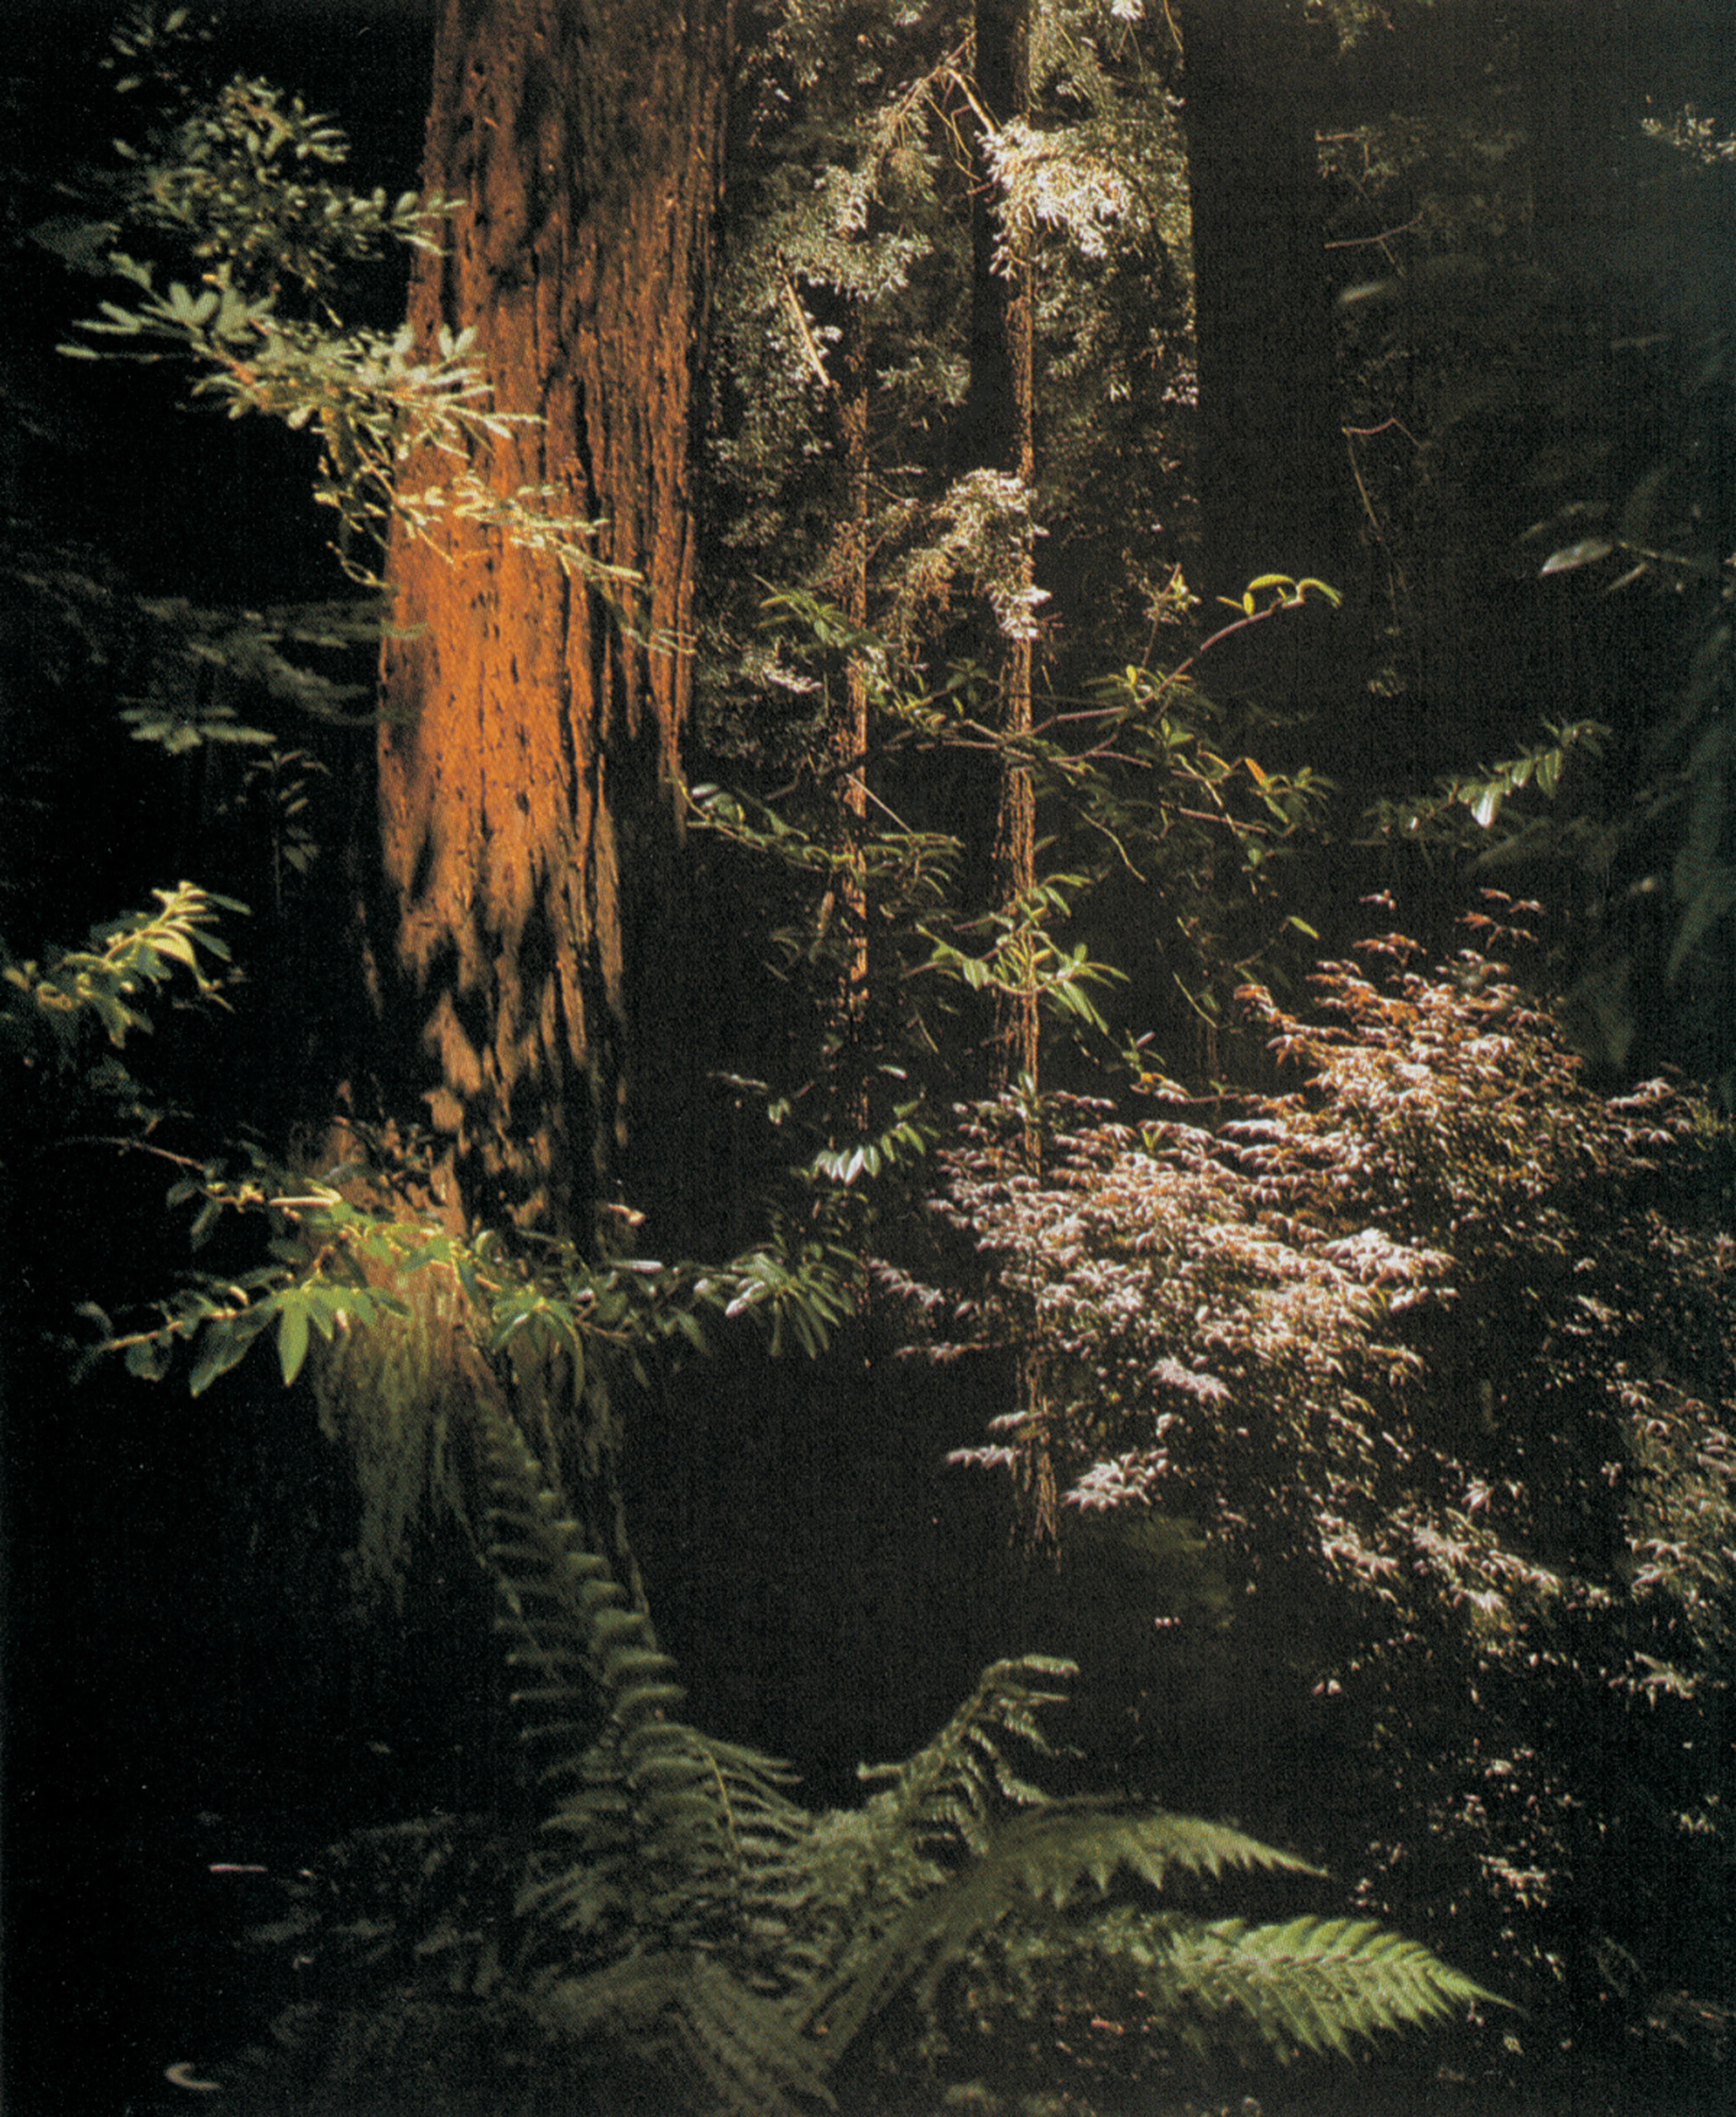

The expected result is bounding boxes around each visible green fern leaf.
[810,1796,1318,2054]
[482,1396,814,1980]
[478,1397,1490,2110]
[1158,1913,1502,2058]
[677,1954,838,2116]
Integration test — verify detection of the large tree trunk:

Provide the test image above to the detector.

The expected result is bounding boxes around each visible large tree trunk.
[372,0,732,1243]
[961,0,1038,1097]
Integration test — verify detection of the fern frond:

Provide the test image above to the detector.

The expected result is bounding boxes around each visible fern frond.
[758,1654,1079,2016]
[482,1411,673,1746]
[533,1951,836,2117]
[678,1954,838,2117]
[964,1799,1319,1909]
[1149,1912,1502,2059]
[481,1399,814,1982]
[809,1795,1317,2055]
[961,1901,1498,2073]
[854,1654,1072,1854]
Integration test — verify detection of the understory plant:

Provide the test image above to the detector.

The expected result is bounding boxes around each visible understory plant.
[181,1292,1492,2115]
[84,1126,1491,2113]
[920,897,1736,2012]
[1,882,243,1149]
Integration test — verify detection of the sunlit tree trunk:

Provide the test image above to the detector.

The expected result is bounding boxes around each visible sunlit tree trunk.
[372,0,733,1244]
[962,0,1038,1098]
[959,0,1049,1533]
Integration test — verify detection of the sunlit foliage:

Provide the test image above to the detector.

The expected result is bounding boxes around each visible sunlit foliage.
[923,897,1735,1996]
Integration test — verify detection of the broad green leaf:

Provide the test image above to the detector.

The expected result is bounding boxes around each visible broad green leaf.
[187,1328,239,1396]
[277,1302,310,1387]
[188,1314,265,1397]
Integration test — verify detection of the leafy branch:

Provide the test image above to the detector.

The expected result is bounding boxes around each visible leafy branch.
[41,27,647,604]
[77,1132,865,1399]
[2,882,244,1072]
[1365,717,1609,840]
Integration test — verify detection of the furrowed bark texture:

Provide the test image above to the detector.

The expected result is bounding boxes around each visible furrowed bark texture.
[376,0,732,1239]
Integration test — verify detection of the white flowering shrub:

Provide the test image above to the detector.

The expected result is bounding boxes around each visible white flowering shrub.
[914,900,1736,2010]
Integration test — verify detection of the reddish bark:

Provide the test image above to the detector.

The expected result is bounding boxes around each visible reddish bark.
[374,0,732,1239]
[826,295,871,1132]
[963,0,1038,1098]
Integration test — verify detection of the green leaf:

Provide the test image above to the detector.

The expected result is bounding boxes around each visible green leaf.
[277,1301,310,1387]
[125,1335,171,1382]
[1540,537,1613,577]
[188,1319,253,1397]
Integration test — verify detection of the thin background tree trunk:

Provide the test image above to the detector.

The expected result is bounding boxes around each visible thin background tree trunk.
[963,0,1038,1098]
[962,0,1049,1529]
[828,294,872,1135]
